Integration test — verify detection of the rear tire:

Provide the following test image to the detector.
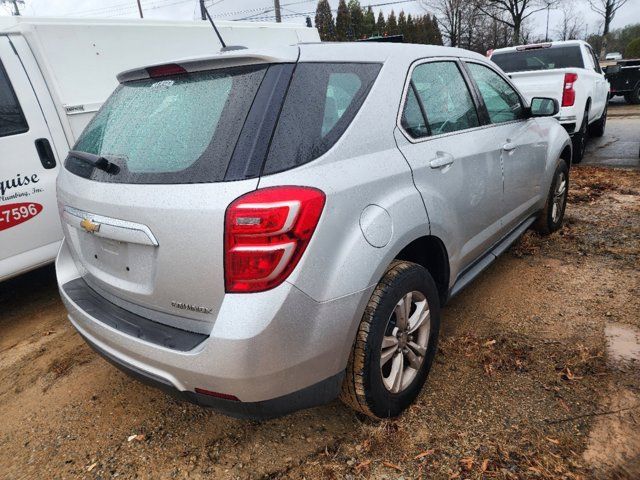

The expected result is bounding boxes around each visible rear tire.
[571,109,589,164]
[534,161,569,235]
[625,85,640,105]
[588,102,607,137]
[340,260,440,419]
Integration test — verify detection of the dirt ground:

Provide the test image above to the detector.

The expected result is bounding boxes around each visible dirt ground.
[1,132,639,479]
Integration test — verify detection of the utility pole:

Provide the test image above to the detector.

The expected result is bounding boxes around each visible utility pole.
[274,0,281,22]
[200,0,206,21]
[545,1,551,42]
[136,0,144,18]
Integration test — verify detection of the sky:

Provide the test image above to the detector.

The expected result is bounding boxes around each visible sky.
[2,0,640,42]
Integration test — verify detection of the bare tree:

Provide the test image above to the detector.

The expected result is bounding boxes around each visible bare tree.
[1,0,24,16]
[588,0,629,36]
[420,0,468,47]
[555,2,583,40]
[475,0,557,44]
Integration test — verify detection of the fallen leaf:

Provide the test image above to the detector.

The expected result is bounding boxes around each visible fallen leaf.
[483,339,497,347]
[481,458,489,472]
[460,457,474,470]
[449,473,461,479]
[415,449,435,460]
[127,435,137,442]
[382,461,402,472]
[528,466,542,473]
[87,462,98,472]
[355,460,371,471]
[546,437,560,445]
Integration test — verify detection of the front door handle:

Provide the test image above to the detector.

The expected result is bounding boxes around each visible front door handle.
[502,142,517,152]
[429,152,454,169]
[35,138,57,169]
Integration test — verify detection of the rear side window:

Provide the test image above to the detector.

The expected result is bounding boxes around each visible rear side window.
[491,46,584,73]
[0,61,28,137]
[68,65,267,184]
[409,61,479,136]
[263,63,380,175]
[401,86,429,138]
[466,63,524,123]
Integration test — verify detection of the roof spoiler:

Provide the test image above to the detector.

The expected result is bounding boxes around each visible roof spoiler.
[116,48,299,83]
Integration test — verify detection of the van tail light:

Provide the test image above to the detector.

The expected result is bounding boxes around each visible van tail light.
[562,73,578,107]
[224,186,325,293]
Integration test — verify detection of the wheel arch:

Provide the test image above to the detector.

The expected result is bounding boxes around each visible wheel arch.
[394,235,450,305]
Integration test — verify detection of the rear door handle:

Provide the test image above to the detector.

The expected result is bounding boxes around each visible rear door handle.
[429,152,454,169]
[502,142,517,152]
[35,138,57,169]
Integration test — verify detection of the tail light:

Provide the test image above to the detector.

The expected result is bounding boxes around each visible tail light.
[562,73,578,107]
[224,186,326,293]
[146,64,186,78]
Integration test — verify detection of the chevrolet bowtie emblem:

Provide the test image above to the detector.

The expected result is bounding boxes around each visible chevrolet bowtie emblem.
[80,217,101,233]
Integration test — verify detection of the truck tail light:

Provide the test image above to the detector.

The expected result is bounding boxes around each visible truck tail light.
[224,186,325,293]
[562,73,578,107]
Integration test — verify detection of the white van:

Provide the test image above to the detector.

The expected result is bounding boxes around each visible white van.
[0,17,319,282]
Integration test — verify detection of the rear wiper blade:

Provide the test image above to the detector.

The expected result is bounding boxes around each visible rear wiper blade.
[67,150,121,175]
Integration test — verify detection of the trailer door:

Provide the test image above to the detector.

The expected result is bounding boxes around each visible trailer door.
[0,36,62,281]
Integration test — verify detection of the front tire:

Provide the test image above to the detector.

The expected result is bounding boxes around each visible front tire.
[340,260,441,419]
[534,161,569,235]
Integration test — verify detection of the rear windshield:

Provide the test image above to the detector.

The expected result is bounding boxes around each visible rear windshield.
[491,46,584,73]
[262,62,381,175]
[67,64,267,184]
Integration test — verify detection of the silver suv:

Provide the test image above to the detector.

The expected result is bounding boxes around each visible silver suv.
[56,43,571,419]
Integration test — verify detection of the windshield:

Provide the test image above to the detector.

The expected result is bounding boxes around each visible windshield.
[67,64,267,184]
[491,46,584,73]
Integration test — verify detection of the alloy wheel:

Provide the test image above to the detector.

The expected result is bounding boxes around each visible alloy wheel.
[380,291,431,393]
[551,171,567,224]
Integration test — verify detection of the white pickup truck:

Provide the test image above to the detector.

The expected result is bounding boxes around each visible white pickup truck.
[490,40,609,163]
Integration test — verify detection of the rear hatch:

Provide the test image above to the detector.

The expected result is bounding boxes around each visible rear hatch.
[57,53,295,333]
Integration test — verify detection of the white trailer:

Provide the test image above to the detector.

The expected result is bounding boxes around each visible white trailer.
[0,17,319,282]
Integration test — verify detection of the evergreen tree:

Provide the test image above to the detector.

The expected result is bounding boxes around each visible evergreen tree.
[431,15,443,45]
[363,6,375,38]
[376,10,386,36]
[398,10,407,40]
[314,0,335,41]
[335,0,351,41]
[387,10,398,36]
[348,0,364,39]
[406,14,415,43]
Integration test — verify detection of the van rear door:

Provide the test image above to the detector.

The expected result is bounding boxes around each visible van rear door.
[0,36,62,281]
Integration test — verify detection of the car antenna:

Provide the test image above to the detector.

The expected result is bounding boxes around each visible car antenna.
[202,4,247,52]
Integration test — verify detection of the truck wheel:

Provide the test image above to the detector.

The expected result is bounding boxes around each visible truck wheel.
[625,85,640,105]
[588,103,607,137]
[534,161,569,235]
[571,109,589,163]
[340,260,440,419]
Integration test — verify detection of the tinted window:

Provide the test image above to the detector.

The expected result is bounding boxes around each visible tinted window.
[401,86,429,138]
[263,63,380,175]
[491,46,584,73]
[68,65,267,184]
[467,63,524,123]
[0,61,28,137]
[411,61,479,135]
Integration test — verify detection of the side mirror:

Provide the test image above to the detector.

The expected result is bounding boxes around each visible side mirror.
[605,65,621,74]
[529,97,559,117]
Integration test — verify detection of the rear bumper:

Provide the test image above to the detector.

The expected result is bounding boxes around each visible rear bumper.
[56,239,369,418]
[79,329,343,419]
